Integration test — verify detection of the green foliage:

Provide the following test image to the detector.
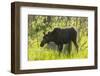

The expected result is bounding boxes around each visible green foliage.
[28,15,88,61]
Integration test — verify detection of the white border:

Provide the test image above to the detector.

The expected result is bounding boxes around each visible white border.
[20,7,95,70]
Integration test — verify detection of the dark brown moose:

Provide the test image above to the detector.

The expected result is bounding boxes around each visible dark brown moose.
[40,27,78,54]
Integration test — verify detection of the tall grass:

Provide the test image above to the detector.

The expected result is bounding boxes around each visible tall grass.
[28,39,88,61]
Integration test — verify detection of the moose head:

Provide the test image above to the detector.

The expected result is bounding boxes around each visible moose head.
[40,32,52,47]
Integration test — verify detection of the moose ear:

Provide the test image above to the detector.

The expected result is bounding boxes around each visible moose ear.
[43,32,46,35]
[47,32,52,35]
[48,32,50,34]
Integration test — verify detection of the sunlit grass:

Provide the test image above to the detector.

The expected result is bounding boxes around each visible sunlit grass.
[28,43,88,61]
[28,34,88,61]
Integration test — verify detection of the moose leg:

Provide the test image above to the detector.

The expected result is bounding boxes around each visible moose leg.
[58,44,63,55]
[68,42,71,54]
[73,40,78,52]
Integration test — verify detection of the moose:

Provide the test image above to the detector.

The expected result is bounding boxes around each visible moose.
[40,27,78,54]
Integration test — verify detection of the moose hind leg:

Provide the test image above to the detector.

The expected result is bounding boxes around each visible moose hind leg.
[73,40,78,52]
[68,42,71,54]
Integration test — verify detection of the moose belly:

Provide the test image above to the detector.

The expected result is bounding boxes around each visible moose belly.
[59,32,71,44]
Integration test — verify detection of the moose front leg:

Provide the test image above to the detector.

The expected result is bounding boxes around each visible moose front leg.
[58,44,63,55]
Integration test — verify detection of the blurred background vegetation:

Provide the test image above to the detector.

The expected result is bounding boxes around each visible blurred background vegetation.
[28,15,88,61]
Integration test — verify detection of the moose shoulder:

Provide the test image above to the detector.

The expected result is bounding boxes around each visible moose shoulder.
[40,27,78,54]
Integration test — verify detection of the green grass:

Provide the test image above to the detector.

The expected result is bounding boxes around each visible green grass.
[28,44,88,61]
